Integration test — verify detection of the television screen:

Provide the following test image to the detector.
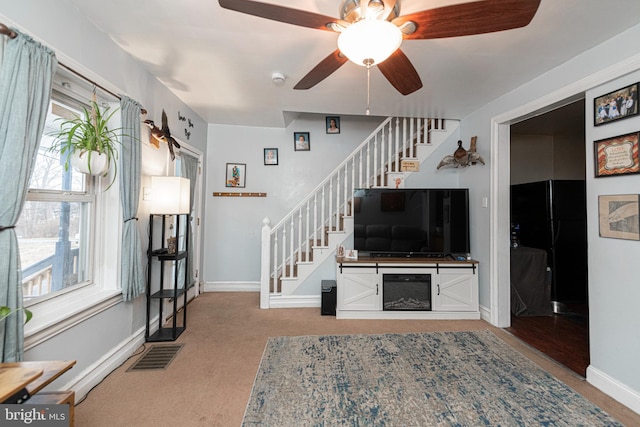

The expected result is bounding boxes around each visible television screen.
[352,188,470,258]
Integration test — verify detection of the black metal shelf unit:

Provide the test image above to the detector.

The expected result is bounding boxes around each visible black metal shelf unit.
[146,213,189,342]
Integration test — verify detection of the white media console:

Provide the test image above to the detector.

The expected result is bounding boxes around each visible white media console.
[336,257,479,320]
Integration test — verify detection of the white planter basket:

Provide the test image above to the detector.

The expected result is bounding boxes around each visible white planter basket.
[71,150,109,176]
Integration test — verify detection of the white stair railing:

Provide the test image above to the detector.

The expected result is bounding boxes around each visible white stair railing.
[260,117,446,308]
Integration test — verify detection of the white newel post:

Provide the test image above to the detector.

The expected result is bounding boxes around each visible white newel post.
[260,217,272,309]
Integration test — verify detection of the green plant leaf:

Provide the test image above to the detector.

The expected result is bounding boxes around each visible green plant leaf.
[0,306,32,324]
[47,100,125,191]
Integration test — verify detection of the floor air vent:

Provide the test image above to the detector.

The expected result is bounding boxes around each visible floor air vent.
[128,344,184,371]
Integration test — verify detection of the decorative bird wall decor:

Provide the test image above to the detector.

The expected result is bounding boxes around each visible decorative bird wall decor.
[143,110,181,160]
[142,119,161,149]
[437,137,485,169]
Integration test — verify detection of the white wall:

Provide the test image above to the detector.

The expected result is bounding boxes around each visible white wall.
[0,0,208,397]
[585,70,640,405]
[203,115,383,289]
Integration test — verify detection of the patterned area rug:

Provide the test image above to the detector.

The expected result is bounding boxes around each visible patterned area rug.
[243,330,621,426]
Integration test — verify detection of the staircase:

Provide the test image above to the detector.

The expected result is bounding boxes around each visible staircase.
[259,116,459,309]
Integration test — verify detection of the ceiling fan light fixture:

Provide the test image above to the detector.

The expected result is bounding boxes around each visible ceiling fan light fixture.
[337,19,402,66]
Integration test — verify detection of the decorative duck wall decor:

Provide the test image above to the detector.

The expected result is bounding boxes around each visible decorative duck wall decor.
[437,137,485,169]
[143,110,181,160]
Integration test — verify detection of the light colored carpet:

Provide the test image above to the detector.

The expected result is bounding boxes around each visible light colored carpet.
[73,293,640,426]
[243,330,621,426]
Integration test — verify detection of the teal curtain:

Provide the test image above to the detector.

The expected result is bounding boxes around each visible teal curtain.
[179,153,199,289]
[119,96,144,301]
[0,29,56,361]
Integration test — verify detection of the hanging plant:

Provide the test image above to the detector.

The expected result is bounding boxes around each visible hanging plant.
[0,306,33,324]
[49,100,122,189]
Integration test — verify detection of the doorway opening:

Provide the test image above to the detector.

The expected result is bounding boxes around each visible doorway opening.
[506,99,589,376]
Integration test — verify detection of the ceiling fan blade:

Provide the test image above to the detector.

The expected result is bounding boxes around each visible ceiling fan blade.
[377,49,422,96]
[218,0,339,31]
[294,50,348,90]
[394,0,541,40]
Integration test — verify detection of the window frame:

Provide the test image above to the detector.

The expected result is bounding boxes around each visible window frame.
[22,84,124,348]
[21,189,95,305]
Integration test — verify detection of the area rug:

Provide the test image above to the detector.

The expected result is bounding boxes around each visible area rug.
[242,330,621,426]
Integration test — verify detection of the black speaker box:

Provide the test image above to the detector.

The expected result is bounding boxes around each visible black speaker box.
[321,280,337,316]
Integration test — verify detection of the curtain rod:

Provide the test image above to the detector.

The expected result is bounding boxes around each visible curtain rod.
[1,21,147,115]
[58,63,147,115]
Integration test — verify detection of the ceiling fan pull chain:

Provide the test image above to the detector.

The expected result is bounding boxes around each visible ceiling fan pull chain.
[365,61,371,115]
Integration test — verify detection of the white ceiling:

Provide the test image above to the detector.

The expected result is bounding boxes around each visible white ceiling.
[67,0,640,128]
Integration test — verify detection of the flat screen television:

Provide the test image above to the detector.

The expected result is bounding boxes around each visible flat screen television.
[352,188,470,258]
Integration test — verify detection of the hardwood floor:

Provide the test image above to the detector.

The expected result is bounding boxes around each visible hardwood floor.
[506,305,589,377]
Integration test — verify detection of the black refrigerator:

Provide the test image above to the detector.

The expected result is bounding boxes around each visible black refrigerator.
[510,180,588,307]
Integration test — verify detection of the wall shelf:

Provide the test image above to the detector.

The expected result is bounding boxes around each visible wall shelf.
[212,192,266,197]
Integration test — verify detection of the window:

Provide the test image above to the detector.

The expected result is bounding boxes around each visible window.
[16,98,96,303]
[12,68,126,347]
[16,72,122,320]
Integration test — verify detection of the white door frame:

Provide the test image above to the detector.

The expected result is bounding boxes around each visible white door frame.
[488,55,640,327]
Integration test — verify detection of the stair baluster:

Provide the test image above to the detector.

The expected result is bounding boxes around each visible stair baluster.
[272,233,278,292]
[335,170,340,236]
[313,195,318,253]
[281,226,286,279]
[343,164,349,219]
[321,186,326,247]
[289,218,294,277]
[305,200,311,262]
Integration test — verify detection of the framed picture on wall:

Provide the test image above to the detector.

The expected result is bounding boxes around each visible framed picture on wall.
[326,116,340,134]
[225,163,246,188]
[598,194,640,240]
[264,148,278,165]
[594,82,638,126]
[294,132,310,151]
[594,132,640,178]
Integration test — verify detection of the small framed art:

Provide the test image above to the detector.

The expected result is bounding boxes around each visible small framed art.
[264,148,278,165]
[225,163,246,188]
[594,82,638,126]
[294,132,310,151]
[344,249,358,260]
[598,194,640,240]
[326,116,340,134]
[594,132,640,178]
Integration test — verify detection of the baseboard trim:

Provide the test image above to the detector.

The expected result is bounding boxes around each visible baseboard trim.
[479,304,491,323]
[587,365,640,415]
[61,326,146,402]
[269,294,321,309]
[203,281,260,292]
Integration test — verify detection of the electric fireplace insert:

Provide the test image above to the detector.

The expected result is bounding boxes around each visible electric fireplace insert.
[383,273,432,311]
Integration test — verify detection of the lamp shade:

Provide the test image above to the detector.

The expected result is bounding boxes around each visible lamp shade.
[151,176,191,214]
[337,19,403,66]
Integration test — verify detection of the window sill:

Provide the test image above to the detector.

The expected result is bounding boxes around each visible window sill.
[24,286,123,351]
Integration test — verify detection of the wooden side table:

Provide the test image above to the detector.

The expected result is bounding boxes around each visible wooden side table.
[1,360,76,426]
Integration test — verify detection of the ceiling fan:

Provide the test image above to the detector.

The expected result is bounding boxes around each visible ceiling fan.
[218,0,541,96]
